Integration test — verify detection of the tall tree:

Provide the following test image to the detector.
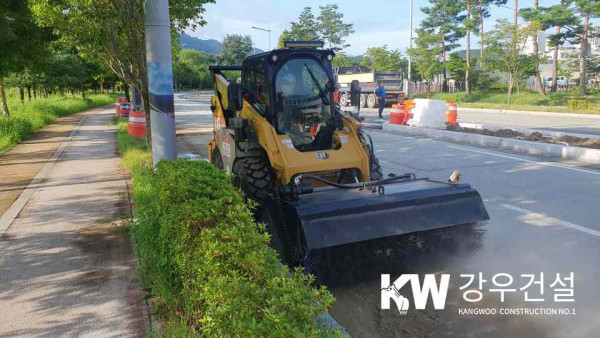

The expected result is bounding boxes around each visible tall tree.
[464,0,477,94]
[317,4,354,51]
[30,0,214,144]
[0,0,47,117]
[573,0,600,94]
[420,0,466,92]
[522,1,579,92]
[520,0,546,96]
[476,0,508,68]
[221,34,253,65]
[291,7,320,41]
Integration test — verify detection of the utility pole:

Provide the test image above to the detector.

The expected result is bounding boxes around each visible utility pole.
[252,26,271,51]
[407,0,413,99]
[144,0,177,165]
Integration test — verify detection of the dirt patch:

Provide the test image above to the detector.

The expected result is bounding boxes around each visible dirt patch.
[457,127,600,150]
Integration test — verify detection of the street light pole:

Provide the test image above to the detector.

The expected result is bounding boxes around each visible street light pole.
[251,26,271,51]
[144,0,177,165]
[407,0,413,99]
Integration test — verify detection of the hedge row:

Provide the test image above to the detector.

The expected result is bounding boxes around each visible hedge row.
[115,120,337,337]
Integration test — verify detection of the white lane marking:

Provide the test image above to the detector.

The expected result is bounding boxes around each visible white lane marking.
[501,204,600,237]
[446,145,600,176]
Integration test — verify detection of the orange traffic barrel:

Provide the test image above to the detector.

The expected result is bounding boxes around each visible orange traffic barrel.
[127,111,146,138]
[115,97,127,115]
[390,104,406,125]
[445,101,458,126]
[404,100,415,124]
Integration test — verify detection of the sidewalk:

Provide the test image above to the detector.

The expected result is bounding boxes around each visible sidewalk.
[0,107,145,337]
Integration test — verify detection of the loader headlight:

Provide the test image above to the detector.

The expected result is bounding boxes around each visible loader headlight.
[271,54,278,62]
[326,54,333,61]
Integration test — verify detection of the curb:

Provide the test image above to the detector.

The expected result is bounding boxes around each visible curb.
[382,122,600,165]
[459,107,600,119]
[458,122,600,140]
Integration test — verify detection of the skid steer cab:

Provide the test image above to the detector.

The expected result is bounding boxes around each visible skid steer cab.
[208,41,489,276]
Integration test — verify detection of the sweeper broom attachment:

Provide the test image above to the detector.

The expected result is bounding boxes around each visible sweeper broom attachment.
[259,173,489,285]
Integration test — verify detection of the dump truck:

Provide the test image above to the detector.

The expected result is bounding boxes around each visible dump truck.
[336,67,404,108]
[208,41,488,282]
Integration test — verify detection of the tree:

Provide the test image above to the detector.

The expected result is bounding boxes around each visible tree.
[0,0,48,117]
[278,7,319,47]
[408,28,445,94]
[290,7,319,41]
[332,53,353,67]
[484,20,534,104]
[476,0,508,68]
[317,4,354,51]
[463,0,478,94]
[360,46,405,73]
[519,0,546,96]
[30,0,214,144]
[572,0,600,94]
[447,52,467,90]
[420,0,466,92]
[221,34,253,65]
[278,30,293,49]
[173,49,213,90]
[523,1,579,92]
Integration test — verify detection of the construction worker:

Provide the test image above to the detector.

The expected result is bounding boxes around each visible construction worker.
[376,82,386,119]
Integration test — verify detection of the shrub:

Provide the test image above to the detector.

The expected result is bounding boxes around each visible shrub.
[567,99,593,112]
[117,124,336,336]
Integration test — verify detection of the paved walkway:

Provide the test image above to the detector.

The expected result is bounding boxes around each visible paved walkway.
[0,112,86,217]
[0,107,145,337]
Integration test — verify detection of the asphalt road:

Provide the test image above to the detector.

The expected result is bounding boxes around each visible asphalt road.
[354,106,600,136]
[175,92,600,337]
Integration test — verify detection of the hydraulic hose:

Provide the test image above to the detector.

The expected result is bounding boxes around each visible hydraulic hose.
[295,173,416,190]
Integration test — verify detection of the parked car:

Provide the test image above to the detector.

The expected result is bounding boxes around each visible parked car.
[546,76,568,88]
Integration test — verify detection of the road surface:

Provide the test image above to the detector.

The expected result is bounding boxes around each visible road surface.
[354,106,600,136]
[175,92,600,337]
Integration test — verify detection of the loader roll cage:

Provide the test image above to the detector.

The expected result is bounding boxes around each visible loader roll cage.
[210,48,338,150]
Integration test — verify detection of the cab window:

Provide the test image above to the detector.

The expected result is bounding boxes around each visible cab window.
[243,63,269,115]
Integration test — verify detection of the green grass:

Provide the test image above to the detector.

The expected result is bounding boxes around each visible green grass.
[0,93,119,154]
[115,122,337,337]
[415,91,600,114]
[115,118,152,173]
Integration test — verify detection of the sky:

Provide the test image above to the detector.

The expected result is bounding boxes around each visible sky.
[185,0,596,56]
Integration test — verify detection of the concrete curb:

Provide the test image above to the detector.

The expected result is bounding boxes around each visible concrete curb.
[458,122,600,140]
[459,107,600,119]
[382,122,600,165]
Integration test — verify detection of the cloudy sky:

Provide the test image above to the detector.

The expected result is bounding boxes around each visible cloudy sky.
[185,0,593,56]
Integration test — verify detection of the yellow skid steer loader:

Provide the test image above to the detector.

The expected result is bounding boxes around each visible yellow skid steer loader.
[208,41,488,282]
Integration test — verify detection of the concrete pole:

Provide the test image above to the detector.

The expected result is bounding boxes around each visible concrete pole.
[406,0,413,99]
[144,0,177,165]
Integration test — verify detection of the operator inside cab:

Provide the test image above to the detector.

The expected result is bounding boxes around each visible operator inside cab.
[274,58,333,150]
